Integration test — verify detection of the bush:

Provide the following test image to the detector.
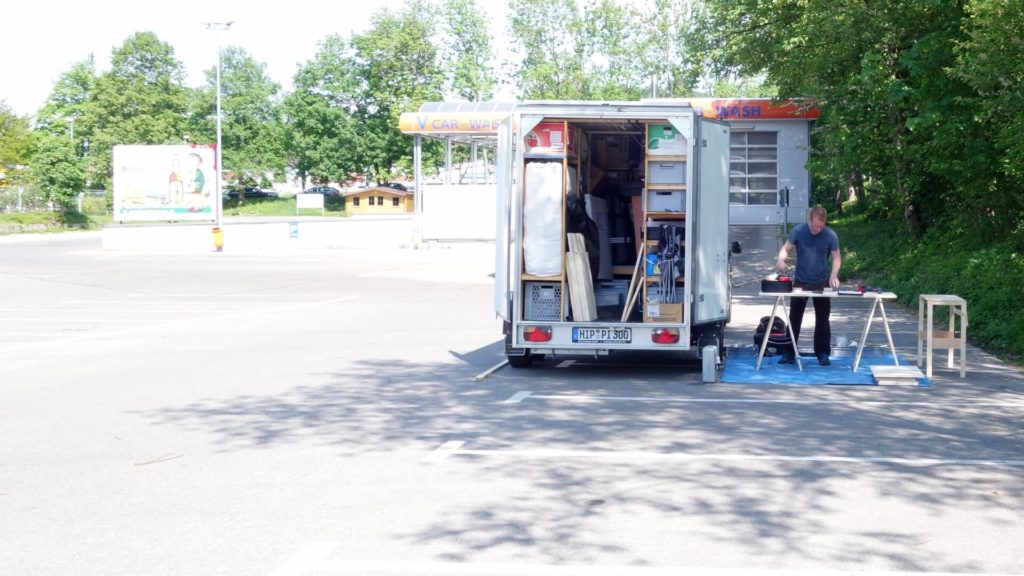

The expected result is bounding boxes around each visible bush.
[833,214,1024,362]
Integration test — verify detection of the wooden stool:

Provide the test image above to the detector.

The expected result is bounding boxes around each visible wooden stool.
[918,295,968,378]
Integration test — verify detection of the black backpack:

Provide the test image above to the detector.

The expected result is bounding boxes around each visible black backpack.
[753,315,793,356]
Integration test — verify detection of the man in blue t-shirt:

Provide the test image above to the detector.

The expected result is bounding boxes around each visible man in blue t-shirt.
[775,206,842,366]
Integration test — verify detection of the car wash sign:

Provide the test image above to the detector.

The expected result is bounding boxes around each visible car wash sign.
[398,112,510,134]
[686,98,820,120]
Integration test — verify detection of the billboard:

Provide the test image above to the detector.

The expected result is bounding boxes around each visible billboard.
[113,145,217,221]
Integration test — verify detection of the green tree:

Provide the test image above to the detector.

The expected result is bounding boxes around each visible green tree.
[193,46,286,186]
[351,2,444,181]
[29,133,85,209]
[439,0,496,101]
[951,0,1024,237]
[34,57,97,152]
[694,0,974,233]
[86,32,190,188]
[639,0,701,98]
[283,35,362,188]
[507,0,586,99]
[583,0,647,100]
[0,100,32,186]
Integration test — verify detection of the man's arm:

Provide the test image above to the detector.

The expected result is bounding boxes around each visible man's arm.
[776,241,794,271]
[829,249,841,288]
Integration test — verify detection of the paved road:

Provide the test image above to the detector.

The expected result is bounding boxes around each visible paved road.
[1,229,1022,576]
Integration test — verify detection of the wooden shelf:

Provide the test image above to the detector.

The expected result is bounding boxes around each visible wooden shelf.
[645,276,686,284]
[522,273,563,282]
[647,183,687,191]
[647,154,687,161]
[612,265,636,277]
[645,212,686,220]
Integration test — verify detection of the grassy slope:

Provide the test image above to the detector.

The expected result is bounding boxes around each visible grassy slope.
[832,213,1023,364]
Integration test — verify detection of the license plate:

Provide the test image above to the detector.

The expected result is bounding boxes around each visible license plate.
[572,326,632,344]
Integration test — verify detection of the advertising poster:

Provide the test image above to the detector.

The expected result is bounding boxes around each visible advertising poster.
[113,145,217,221]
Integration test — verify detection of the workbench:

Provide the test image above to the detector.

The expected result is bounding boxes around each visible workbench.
[755,290,899,372]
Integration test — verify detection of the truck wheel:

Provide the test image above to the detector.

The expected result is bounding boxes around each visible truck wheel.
[507,353,534,368]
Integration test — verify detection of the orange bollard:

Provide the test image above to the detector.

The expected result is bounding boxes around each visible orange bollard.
[212,226,224,252]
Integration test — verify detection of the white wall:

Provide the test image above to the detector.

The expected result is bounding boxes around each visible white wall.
[418,184,497,241]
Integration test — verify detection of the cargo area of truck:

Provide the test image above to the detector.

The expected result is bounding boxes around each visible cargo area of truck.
[494,103,732,370]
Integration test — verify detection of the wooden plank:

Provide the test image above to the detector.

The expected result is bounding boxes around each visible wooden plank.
[870,365,925,386]
[522,273,562,281]
[566,251,597,321]
[567,232,587,255]
[621,243,646,322]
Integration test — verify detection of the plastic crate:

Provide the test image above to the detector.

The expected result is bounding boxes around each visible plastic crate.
[524,282,562,320]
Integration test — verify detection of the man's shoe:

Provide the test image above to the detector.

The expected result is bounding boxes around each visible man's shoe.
[818,354,831,366]
[778,355,795,365]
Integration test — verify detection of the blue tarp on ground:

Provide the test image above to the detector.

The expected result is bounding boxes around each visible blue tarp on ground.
[721,347,932,387]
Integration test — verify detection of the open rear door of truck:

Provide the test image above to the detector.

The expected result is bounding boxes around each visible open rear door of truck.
[494,116,515,321]
[693,117,731,324]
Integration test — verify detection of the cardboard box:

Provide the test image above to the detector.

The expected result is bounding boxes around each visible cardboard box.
[594,135,629,169]
[644,301,683,323]
[524,122,578,157]
[647,124,687,156]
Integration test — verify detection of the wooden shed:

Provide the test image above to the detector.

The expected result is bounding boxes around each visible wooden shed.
[344,186,414,214]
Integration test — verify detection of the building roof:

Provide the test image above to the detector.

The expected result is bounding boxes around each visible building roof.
[343,186,413,198]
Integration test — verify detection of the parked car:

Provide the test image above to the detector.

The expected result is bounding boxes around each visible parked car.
[299,185,342,196]
[384,182,407,192]
[225,186,279,199]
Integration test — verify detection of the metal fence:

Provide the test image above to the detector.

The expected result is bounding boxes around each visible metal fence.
[0,187,110,215]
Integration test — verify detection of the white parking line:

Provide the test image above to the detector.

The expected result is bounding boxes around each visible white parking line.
[422,440,466,462]
[556,359,576,368]
[268,545,1023,576]
[503,391,533,403]
[425,440,1024,468]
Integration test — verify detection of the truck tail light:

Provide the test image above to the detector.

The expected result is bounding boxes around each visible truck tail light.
[651,328,680,344]
[523,326,553,342]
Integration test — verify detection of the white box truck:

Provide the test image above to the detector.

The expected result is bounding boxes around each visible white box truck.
[494,101,735,381]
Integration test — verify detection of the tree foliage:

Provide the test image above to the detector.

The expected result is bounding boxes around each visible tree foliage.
[439,0,496,101]
[193,46,286,186]
[28,133,85,209]
[695,0,1023,242]
[0,100,32,185]
[283,35,362,188]
[350,2,444,181]
[85,32,190,188]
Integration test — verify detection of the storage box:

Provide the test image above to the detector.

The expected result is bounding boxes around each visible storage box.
[647,124,687,156]
[647,190,685,212]
[524,282,563,320]
[593,279,628,307]
[644,301,683,323]
[648,161,686,184]
[524,122,578,157]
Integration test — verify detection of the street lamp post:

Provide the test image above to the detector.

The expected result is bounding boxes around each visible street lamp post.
[204,21,234,228]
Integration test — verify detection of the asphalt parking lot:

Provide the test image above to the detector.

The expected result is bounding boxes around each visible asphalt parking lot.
[1,229,1022,576]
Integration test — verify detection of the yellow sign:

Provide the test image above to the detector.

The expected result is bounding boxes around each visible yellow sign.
[398,112,509,134]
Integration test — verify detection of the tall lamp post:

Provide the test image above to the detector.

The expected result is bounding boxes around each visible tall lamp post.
[204,21,234,229]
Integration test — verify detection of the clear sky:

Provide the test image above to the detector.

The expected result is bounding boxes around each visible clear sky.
[2,0,508,117]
